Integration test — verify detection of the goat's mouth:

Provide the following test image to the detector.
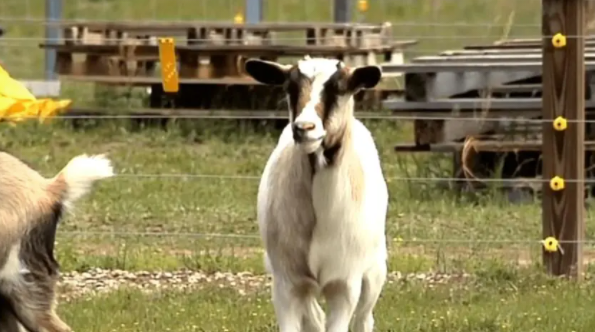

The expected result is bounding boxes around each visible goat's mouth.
[294,133,326,143]
[293,133,326,153]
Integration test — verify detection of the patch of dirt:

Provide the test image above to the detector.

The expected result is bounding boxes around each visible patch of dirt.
[57,268,472,302]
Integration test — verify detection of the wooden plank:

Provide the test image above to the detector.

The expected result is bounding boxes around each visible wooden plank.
[413,53,595,63]
[402,70,541,100]
[465,40,595,50]
[44,20,394,32]
[486,84,543,93]
[384,98,595,111]
[541,0,585,278]
[496,36,595,45]
[63,107,399,119]
[40,42,409,57]
[440,47,595,56]
[381,61,595,73]
[394,140,595,153]
[54,74,402,89]
[58,75,260,85]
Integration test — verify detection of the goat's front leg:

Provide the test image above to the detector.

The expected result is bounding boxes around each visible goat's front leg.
[323,278,362,332]
[352,261,387,332]
[272,277,304,332]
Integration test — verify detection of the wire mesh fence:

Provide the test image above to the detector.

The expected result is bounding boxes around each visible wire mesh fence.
[3,0,595,275]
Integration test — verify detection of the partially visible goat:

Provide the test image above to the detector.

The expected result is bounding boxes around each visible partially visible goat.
[245,57,389,332]
[0,152,114,332]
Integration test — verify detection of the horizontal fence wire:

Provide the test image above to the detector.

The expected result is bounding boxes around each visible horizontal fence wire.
[54,231,595,245]
[0,36,568,43]
[81,174,595,183]
[3,114,595,124]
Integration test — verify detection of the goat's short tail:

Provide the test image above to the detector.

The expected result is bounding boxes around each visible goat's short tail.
[50,154,114,208]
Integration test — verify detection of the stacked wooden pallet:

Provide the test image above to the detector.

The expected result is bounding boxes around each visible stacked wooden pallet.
[381,37,595,191]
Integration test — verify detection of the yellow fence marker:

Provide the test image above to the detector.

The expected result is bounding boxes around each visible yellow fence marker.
[550,176,565,191]
[542,237,562,253]
[553,116,567,131]
[552,33,567,48]
[358,0,369,13]
[158,38,179,93]
[234,12,245,24]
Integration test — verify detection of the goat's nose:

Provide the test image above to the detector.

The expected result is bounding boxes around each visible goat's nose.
[293,122,316,132]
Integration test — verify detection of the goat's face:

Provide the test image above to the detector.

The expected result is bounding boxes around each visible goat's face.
[245,57,381,153]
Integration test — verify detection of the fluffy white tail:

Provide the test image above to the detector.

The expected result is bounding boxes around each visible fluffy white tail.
[55,154,114,208]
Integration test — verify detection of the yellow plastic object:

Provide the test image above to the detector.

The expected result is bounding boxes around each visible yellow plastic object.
[550,176,565,191]
[552,33,566,48]
[234,12,245,24]
[542,237,559,253]
[553,116,567,131]
[0,64,71,125]
[158,38,179,93]
[358,0,369,12]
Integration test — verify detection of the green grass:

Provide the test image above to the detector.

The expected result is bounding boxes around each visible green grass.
[5,102,595,331]
[60,271,595,332]
[5,119,588,274]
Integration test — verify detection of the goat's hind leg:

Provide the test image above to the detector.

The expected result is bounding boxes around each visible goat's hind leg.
[7,280,71,332]
[352,261,387,332]
[0,293,26,332]
[272,278,305,332]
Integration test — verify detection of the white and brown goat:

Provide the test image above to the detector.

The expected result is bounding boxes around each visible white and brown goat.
[0,151,113,332]
[245,57,389,332]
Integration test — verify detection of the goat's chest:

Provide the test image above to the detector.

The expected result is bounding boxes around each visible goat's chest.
[307,167,372,282]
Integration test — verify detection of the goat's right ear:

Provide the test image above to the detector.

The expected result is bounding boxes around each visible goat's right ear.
[244,59,290,86]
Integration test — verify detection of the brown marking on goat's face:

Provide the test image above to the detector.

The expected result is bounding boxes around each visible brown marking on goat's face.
[286,65,351,128]
[286,66,311,120]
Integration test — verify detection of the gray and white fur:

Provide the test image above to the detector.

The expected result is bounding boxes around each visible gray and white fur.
[245,57,389,332]
[0,152,113,332]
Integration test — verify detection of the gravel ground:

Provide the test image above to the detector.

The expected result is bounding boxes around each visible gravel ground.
[57,269,472,301]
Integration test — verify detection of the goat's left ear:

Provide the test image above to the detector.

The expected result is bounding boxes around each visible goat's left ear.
[347,65,382,92]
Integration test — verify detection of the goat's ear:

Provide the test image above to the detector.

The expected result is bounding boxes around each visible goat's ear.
[244,59,291,86]
[346,65,382,92]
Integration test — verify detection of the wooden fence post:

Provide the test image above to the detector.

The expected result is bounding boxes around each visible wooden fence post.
[542,0,586,279]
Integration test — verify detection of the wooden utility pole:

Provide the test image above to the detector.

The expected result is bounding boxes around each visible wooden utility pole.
[542,0,586,278]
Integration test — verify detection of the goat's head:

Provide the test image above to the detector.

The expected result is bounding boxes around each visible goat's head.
[245,56,381,153]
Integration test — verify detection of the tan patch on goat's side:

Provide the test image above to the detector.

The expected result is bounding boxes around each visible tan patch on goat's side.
[347,157,365,204]
[322,119,365,205]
